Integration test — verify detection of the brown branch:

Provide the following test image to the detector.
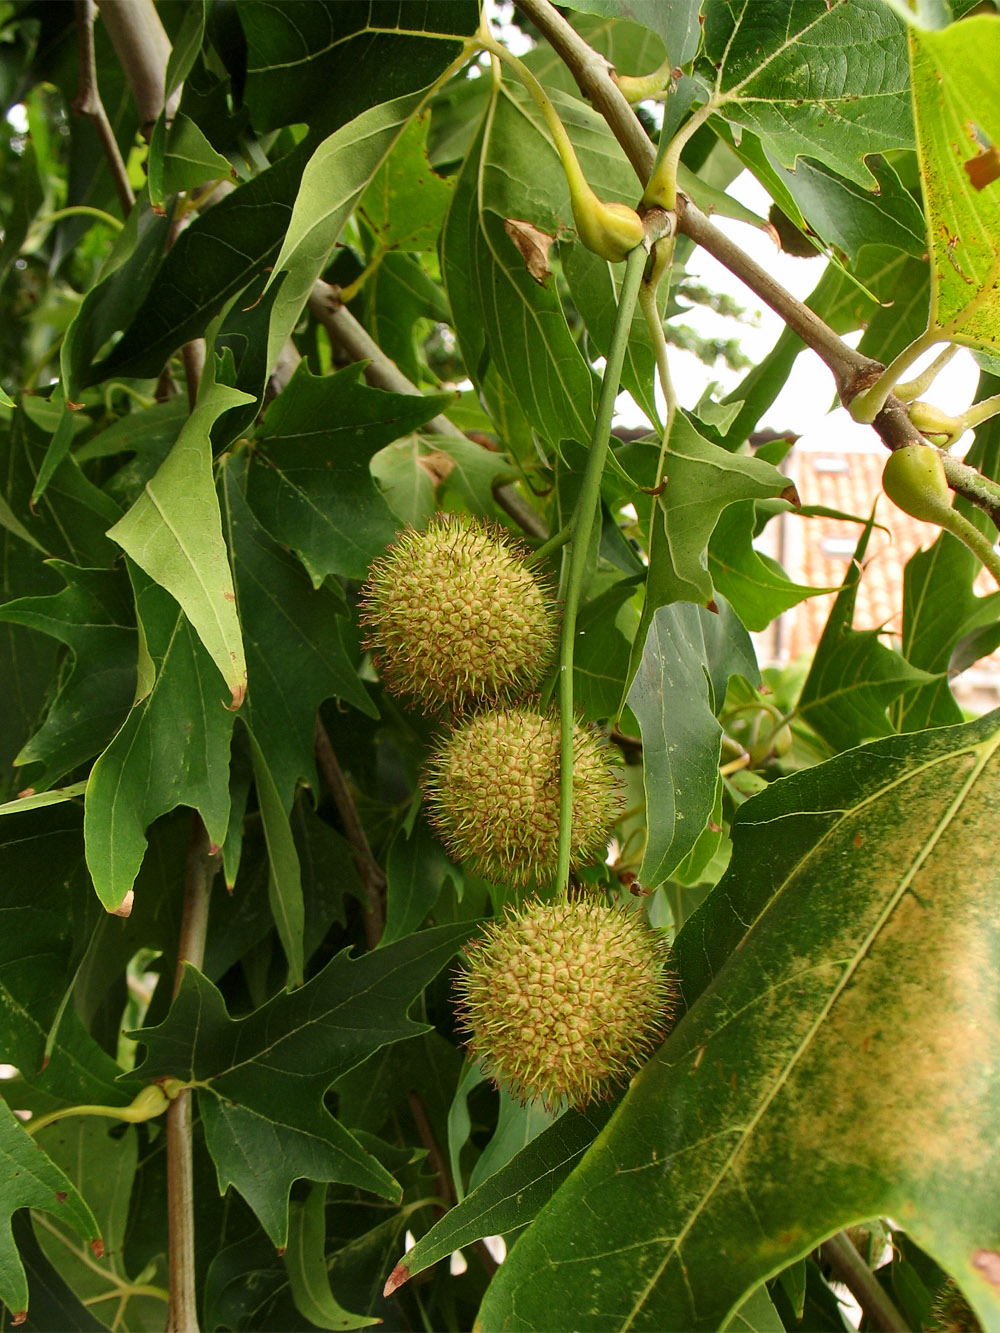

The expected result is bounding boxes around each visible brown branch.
[73,0,134,215]
[818,1232,908,1333]
[514,0,1000,528]
[314,716,385,949]
[95,0,178,139]
[307,281,548,540]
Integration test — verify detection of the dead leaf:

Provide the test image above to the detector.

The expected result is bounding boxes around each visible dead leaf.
[504,218,554,286]
[417,450,455,486]
[964,145,1000,190]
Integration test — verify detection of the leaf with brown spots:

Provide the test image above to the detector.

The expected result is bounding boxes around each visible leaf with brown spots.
[478,709,1000,1331]
[910,18,1000,353]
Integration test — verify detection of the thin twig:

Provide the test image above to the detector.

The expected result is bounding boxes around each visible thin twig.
[818,1231,908,1333]
[73,0,134,215]
[307,282,548,539]
[166,813,219,1333]
[314,716,385,949]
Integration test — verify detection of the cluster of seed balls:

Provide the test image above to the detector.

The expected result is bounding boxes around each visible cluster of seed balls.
[359,513,676,1109]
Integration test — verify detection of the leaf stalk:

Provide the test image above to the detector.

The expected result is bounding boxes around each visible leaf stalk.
[555,241,649,894]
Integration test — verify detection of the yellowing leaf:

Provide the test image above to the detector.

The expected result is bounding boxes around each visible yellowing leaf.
[910,15,1000,352]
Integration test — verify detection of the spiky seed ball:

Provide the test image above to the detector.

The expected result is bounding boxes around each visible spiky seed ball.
[928,1279,981,1333]
[359,515,557,713]
[423,707,622,887]
[455,897,677,1110]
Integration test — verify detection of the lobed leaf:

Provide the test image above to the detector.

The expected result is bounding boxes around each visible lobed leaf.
[132,922,476,1246]
[702,0,913,188]
[0,1099,101,1319]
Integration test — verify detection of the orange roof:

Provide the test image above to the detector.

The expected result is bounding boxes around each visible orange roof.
[766,446,999,676]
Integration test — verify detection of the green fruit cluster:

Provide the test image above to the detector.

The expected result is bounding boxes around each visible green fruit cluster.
[454,897,676,1110]
[361,511,671,1108]
[359,513,557,713]
[424,706,622,888]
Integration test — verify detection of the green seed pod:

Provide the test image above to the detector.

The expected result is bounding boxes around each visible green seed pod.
[455,897,678,1110]
[423,707,622,887]
[881,444,951,524]
[908,399,964,447]
[359,515,558,713]
[571,181,645,262]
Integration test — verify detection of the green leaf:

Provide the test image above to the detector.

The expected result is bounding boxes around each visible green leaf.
[246,362,449,583]
[60,203,172,403]
[265,90,433,373]
[0,803,138,1108]
[32,1119,153,1330]
[86,144,309,387]
[910,15,1000,351]
[798,521,935,752]
[357,112,454,252]
[628,600,758,889]
[559,0,700,65]
[382,816,455,947]
[2,1212,106,1332]
[702,0,913,187]
[84,564,235,913]
[365,250,451,385]
[573,577,641,721]
[0,1098,101,1320]
[764,154,926,266]
[107,368,251,706]
[0,563,137,789]
[721,1285,785,1333]
[708,502,836,632]
[247,727,304,989]
[0,139,44,285]
[148,111,233,207]
[898,530,999,731]
[240,0,477,137]
[132,922,475,1246]
[283,1186,375,1330]
[221,458,375,811]
[479,711,1000,1331]
[385,1104,613,1294]
[198,1096,395,1253]
[640,413,793,607]
[440,88,596,451]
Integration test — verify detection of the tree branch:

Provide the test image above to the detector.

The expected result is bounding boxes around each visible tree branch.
[513,0,1000,528]
[314,716,385,949]
[307,281,548,539]
[818,1231,908,1333]
[95,0,178,138]
[73,0,134,216]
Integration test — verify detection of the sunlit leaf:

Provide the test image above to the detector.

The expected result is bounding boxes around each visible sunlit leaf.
[910,14,1000,351]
